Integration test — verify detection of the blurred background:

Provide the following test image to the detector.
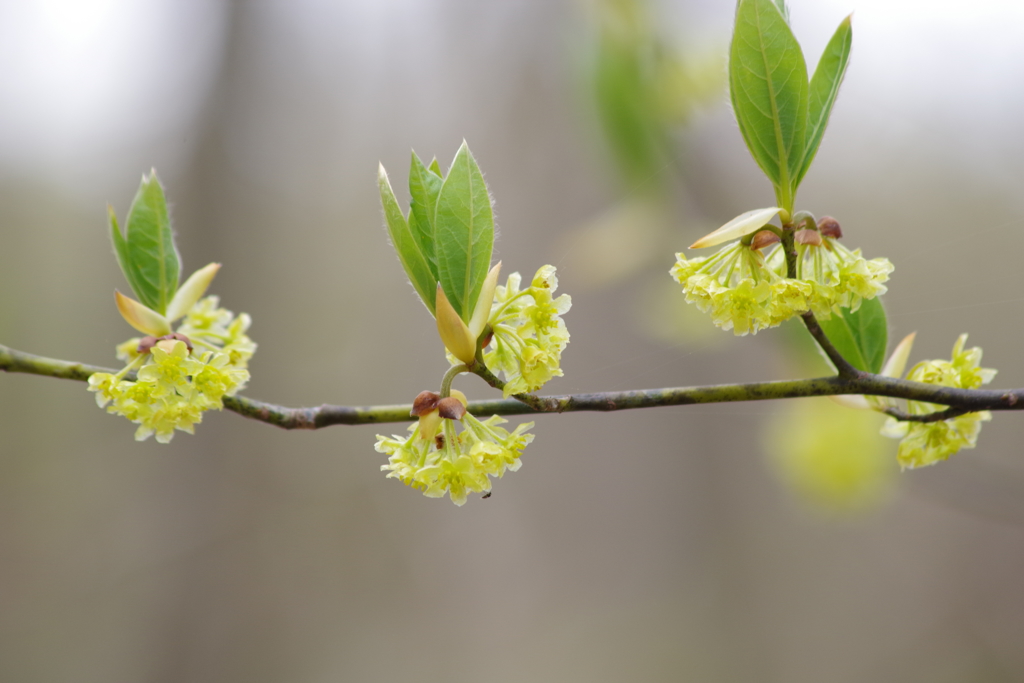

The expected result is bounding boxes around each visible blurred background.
[2,0,1024,680]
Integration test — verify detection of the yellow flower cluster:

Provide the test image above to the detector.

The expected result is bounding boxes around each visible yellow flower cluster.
[672,242,813,335]
[89,296,255,443]
[483,265,571,396]
[881,334,996,469]
[765,237,893,318]
[376,412,534,506]
[671,235,893,335]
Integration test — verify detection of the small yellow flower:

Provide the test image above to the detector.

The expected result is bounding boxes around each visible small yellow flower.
[881,334,996,469]
[376,398,534,505]
[483,265,571,397]
[673,220,893,334]
[89,290,255,443]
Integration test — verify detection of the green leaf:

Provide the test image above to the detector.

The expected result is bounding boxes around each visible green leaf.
[408,151,443,279]
[113,171,181,315]
[428,157,442,177]
[108,205,135,295]
[817,297,888,374]
[794,14,852,188]
[433,141,494,321]
[378,163,437,314]
[729,0,808,211]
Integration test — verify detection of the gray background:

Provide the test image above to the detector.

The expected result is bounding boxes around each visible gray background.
[2,1,1024,681]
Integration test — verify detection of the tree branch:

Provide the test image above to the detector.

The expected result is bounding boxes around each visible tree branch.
[880,405,978,424]
[4,342,1024,430]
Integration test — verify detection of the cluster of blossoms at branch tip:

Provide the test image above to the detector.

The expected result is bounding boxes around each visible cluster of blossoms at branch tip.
[375,390,534,505]
[89,295,255,443]
[481,265,571,397]
[671,219,893,335]
[881,334,996,470]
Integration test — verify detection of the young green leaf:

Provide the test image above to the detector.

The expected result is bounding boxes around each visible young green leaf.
[817,297,888,374]
[108,205,138,299]
[794,14,852,188]
[729,0,808,212]
[434,141,495,321]
[378,163,437,314]
[112,171,181,315]
[428,157,442,177]
[408,151,443,279]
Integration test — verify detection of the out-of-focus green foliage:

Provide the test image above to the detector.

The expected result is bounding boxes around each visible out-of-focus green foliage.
[591,0,720,190]
[565,0,722,295]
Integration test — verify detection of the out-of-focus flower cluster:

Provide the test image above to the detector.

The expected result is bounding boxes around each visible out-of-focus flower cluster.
[89,296,255,443]
[671,230,892,336]
[376,392,534,505]
[882,334,996,469]
[482,265,571,397]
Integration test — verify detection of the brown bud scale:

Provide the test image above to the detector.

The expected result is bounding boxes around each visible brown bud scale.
[410,391,441,417]
[818,216,842,239]
[437,397,467,420]
[137,336,159,354]
[164,332,193,351]
[750,230,781,250]
[794,229,823,246]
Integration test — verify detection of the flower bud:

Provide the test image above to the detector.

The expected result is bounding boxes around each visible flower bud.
[818,216,842,239]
